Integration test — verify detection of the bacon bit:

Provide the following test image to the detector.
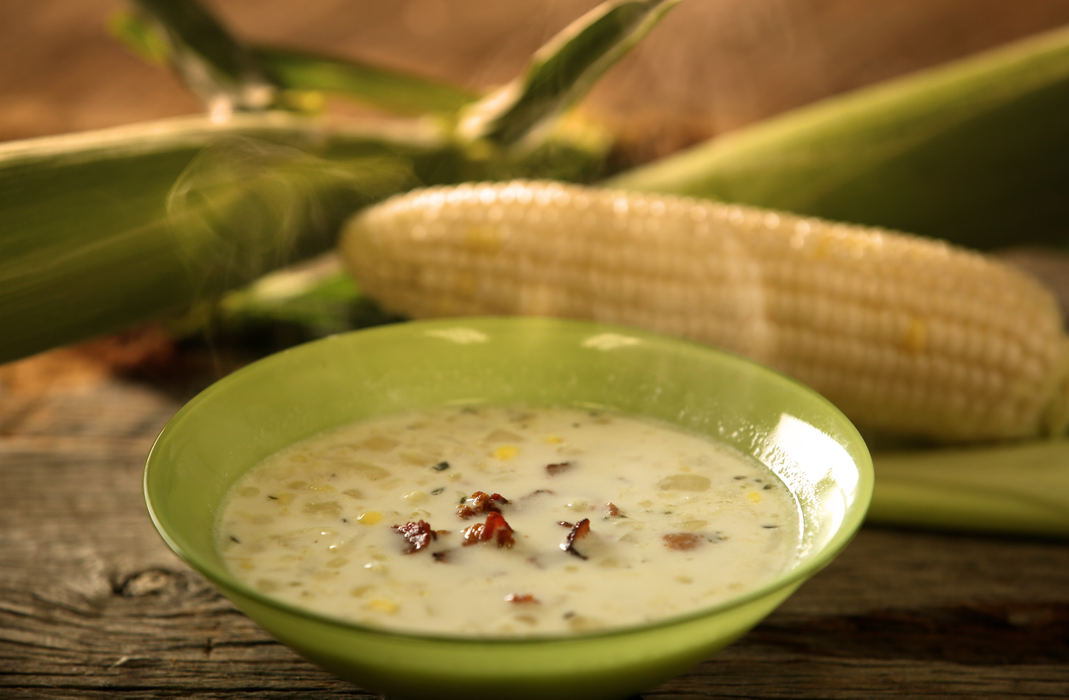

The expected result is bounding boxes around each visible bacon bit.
[462,511,515,548]
[605,502,621,517]
[462,522,484,544]
[457,491,510,519]
[561,518,591,559]
[545,461,572,475]
[392,520,444,554]
[663,532,704,551]
[432,550,451,562]
[505,593,539,604]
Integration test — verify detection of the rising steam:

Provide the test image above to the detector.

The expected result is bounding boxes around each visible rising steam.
[165,136,411,301]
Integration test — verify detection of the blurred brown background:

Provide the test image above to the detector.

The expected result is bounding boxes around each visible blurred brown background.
[4,0,1069,147]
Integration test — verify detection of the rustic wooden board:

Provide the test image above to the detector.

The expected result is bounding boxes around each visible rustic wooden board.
[1,355,1067,698]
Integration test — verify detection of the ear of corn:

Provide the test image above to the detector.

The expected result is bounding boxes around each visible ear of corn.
[609,23,1069,251]
[340,180,1069,443]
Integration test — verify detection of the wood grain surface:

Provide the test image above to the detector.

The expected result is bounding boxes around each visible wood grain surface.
[2,1,1069,697]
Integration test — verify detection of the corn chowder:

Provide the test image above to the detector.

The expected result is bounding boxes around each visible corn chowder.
[216,405,802,636]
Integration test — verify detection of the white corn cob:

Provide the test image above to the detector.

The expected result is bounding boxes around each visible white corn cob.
[340,180,1069,442]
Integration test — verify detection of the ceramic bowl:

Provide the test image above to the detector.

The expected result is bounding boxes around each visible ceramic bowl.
[145,317,872,700]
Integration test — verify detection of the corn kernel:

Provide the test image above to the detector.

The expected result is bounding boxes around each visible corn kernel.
[492,445,519,460]
[357,511,382,525]
[901,317,928,354]
[366,598,399,614]
[464,224,503,253]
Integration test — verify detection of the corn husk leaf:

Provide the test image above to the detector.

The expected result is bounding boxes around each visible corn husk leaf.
[254,46,478,117]
[0,114,424,363]
[127,0,275,110]
[459,0,679,146]
[112,9,477,117]
[0,109,615,364]
[174,255,402,349]
[109,8,171,65]
[870,441,1069,538]
[610,23,1069,251]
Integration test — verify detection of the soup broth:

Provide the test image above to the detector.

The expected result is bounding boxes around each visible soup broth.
[216,405,802,636]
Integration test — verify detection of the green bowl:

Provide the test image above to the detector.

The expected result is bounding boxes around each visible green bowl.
[145,317,872,700]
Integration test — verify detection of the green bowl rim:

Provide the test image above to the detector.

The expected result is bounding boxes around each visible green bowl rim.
[145,316,874,644]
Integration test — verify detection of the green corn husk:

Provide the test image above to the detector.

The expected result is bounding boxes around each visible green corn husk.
[253,46,478,117]
[0,115,406,364]
[184,0,679,346]
[459,0,679,146]
[0,112,609,365]
[610,23,1069,251]
[870,440,1069,537]
[111,9,478,117]
[1,0,680,365]
[177,255,403,349]
[125,0,276,110]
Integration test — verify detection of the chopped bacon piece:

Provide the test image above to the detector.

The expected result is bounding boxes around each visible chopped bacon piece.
[505,593,539,604]
[462,522,485,545]
[605,502,620,517]
[545,461,572,476]
[663,532,704,551]
[457,491,510,519]
[560,518,591,559]
[462,511,515,548]
[392,520,444,554]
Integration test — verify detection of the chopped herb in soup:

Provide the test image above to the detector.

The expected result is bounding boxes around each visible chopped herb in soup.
[216,406,802,636]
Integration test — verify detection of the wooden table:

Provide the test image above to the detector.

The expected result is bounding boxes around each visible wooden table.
[1,342,1067,698]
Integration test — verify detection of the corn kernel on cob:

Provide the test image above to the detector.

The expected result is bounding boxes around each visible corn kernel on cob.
[340,180,1069,442]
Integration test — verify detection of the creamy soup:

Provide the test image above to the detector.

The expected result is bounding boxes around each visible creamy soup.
[216,405,802,636]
